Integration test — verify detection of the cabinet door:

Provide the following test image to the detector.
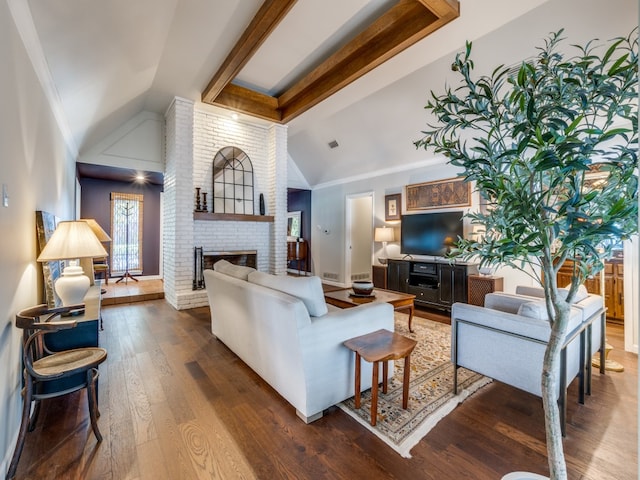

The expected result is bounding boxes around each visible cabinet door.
[439,265,453,305]
[612,262,624,320]
[557,270,573,289]
[387,260,409,293]
[452,266,468,304]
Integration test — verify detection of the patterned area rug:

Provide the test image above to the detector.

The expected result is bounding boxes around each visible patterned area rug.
[338,313,492,458]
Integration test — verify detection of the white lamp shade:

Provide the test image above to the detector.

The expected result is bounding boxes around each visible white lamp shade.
[80,218,111,242]
[37,220,108,306]
[374,227,395,243]
[37,221,108,262]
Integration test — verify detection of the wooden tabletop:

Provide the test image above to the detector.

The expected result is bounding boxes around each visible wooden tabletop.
[343,329,417,363]
[324,288,415,308]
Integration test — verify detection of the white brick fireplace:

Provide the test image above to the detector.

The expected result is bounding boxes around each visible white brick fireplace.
[163,97,288,309]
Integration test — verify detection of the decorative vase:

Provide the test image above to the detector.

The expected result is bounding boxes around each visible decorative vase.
[352,280,374,295]
[259,193,265,215]
[479,266,495,276]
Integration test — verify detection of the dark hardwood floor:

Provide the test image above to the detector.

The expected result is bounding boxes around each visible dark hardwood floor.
[11,299,637,479]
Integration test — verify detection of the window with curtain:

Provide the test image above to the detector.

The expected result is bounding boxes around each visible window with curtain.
[110,192,144,276]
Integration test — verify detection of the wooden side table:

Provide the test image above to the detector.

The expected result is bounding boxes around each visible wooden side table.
[343,329,417,426]
[372,265,388,289]
[467,275,503,306]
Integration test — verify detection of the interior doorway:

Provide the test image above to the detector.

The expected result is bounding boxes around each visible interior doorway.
[345,192,373,284]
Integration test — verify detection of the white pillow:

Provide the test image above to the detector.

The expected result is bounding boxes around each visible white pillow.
[213,259,256,281]
[558,284,589,303]
[248,271,328,317]
[517,301,549,321]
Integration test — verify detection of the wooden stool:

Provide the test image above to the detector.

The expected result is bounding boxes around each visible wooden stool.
[344,329,417,426]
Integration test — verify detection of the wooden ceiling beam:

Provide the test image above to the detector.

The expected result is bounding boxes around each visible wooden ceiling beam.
[201,0,298,104]
[204,0,460,123]
[213,84,282,122]
[415,0,459,18]
[278,1,449,122]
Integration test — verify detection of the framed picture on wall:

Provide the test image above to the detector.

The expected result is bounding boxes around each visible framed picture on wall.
[406,177,471,210]
[385,194,401,221]
[36,210,61,307]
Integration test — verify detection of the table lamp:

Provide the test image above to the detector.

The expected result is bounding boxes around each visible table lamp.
[374,227,395,265]
[79,218,111,285]
[37,220,108,306]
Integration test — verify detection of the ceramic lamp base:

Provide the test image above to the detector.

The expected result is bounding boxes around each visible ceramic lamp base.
[55,262,90,306]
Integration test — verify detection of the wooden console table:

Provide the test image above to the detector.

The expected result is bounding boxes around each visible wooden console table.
[43,285,102,394]
[372,265,388,289]
[287,239,308,275]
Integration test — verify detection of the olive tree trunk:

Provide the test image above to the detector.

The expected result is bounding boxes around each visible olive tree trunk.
[541,295,572,480]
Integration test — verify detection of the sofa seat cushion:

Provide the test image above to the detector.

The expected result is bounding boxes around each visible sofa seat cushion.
[213,259,256,280]
[248,272,328,317]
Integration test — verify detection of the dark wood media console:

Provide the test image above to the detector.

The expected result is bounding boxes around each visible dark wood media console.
[387,258,478,312]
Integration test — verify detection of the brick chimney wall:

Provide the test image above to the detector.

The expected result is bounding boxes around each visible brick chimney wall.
[164,98,288,309]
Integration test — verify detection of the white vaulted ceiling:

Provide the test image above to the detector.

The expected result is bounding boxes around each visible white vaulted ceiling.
[15,0,632,188]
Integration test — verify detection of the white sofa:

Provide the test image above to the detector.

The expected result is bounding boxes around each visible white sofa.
[451,286,605,433]
[203,261,395,423]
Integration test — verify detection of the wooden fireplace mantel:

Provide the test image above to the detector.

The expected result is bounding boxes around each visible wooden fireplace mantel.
[194,212,274,223]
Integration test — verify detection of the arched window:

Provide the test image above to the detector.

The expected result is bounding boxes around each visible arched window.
[212,146,254,214]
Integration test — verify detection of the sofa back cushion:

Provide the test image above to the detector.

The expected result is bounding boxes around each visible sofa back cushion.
[515,284,589,304]
[213,259,256,281]
[248,272,328,317]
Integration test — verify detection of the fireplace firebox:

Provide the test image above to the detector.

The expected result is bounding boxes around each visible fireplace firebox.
[193,247,257,289]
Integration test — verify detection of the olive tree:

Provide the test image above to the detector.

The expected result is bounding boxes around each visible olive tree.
[415,30,637,479]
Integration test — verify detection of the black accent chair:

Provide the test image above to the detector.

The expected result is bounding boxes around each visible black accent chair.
[6,304,107,480]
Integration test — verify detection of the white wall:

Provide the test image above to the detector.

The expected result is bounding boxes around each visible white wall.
[0,1,76,473]
[78,110,164,173]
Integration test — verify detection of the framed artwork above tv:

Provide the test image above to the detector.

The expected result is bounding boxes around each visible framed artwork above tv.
[406,177,471,210]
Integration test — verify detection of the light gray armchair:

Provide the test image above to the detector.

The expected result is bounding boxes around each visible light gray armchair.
[451,288,605,434]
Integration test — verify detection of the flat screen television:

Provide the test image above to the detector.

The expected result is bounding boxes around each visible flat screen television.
[400,211,464,257]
